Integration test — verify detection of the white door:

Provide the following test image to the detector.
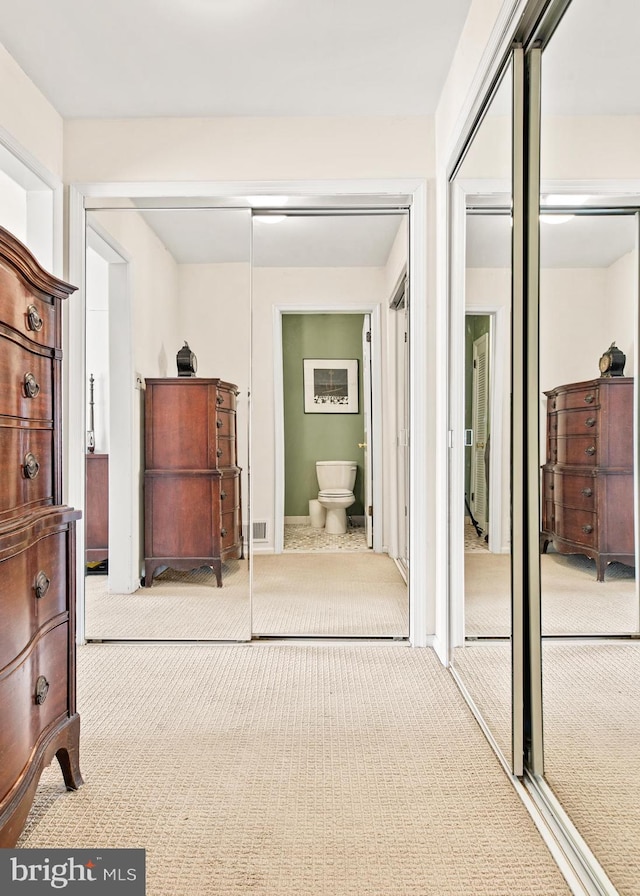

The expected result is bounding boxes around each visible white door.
[362,315,373,548]
[470,332,490,533]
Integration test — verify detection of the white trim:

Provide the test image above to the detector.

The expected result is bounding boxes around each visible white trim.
[272,303,384,556]
[68,178,428,647]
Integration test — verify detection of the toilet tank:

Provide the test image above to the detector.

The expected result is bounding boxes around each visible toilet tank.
[316,461,357,490]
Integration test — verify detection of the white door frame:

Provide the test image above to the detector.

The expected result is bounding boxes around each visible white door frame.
[68,178,428,648]
[272,304,383,555]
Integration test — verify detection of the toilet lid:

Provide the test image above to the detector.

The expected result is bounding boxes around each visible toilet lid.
[319,488,353,497]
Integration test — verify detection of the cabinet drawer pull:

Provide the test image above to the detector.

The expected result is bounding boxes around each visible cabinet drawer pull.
[549,484,554,491]
[24,372,41,398]
[581,487,593,498]
[26,304,43,332]
[34,570,51,599]
[23,452,40,479]
[216,448,223,457]
[35,675,50,705]
[584,393,595,404]
[585,417,596,428]
[584,446,596,457]
[221,528,227,537]
[582,524,594,535]
[216,395,224,405]
[220,490,227,500]
[216,418,224,428]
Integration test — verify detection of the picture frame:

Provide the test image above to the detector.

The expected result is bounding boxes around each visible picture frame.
[303,359,359,414]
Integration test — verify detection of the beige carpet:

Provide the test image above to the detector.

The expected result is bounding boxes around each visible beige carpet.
[85,554,408,641]
[252,553,408,637]
[452,640,640,896]
[465,551,637,637]
[17,643,570,896]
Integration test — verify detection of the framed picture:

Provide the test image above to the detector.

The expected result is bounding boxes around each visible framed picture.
[303,359,359,414]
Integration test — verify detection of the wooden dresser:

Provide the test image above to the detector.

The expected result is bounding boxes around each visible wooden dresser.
[541,377,634,581]
[0,226,82,846]
[85,453,108,565]
[143,378,242,587]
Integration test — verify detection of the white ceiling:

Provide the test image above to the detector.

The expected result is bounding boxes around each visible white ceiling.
[466,213,637,270]
[0,0,472,118]
[128,209,405,266]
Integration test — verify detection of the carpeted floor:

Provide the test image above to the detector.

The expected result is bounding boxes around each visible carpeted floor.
[17,643,571,896]
[464,551,637,637]
[452,640,640,896]
[85,553,408,641]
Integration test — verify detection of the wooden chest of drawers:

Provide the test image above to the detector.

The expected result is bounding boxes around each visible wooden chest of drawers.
[143,378,242,587]
[541,377,634,581]
[0,226,82,846]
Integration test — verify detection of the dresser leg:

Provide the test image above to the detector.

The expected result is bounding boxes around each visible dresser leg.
[211,561,223,587]
[56,715,84,791]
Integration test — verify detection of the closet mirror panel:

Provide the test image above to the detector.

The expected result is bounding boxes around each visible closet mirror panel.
[83,207,251,641]
[538,0,640,890]
[449,62,514,765]
[250,212,410,638]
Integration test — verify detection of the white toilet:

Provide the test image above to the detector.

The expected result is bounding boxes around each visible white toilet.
[316,461,357,535]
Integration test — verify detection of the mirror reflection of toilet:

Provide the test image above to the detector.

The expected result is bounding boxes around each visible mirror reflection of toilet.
[316,461,357,535]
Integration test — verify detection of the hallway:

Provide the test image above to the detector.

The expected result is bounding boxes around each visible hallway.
[18,643,570,895]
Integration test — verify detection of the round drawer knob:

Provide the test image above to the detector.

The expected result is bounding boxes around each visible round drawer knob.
[24,372,41,398]
[35,675,50,705]
[34,570,51,599]
[585,446,596,457]
[216,418,224,428]
[584,394,595,404]
[581,488,593,498]
[582,524,594,535]
[585,417,596,428]
[221,528,227,537]
[220,490,227,500]
[216,395,224,405]
[216,448,223,457]
[26,304,43,332]
[23,452,40,479]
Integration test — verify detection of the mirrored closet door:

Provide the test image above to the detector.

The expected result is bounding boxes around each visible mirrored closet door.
[250,211,410,638]
[83,207,252,641]
[535,0,640,890]
[448,60,516,769]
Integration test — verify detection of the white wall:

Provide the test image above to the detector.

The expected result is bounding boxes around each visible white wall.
[63,117,434,183]
[0,167,27,239]
[0,42,63,181]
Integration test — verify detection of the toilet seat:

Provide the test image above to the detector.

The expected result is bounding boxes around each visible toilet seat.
[318,488,353,498]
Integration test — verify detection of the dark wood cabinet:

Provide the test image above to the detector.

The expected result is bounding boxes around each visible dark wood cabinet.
[143,378,242,587]
[541,377,635,581]
[85,453,108,564]
[0,226,82,846]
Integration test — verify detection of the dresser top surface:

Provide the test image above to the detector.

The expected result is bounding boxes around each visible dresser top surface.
[544,376,633,397]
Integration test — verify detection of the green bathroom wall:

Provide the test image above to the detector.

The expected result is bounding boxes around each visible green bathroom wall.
[283,314,365,517]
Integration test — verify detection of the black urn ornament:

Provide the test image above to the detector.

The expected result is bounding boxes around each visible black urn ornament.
[176,341,197,377]
[598,342,626,377]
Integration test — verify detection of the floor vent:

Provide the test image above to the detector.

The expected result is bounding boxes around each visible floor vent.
[244,521,268,542]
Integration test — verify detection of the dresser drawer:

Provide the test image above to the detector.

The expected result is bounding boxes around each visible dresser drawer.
[220,508,239,550]
[219,474,238,510]
[0,265,57,351]
[551,385,599,412]
[556,408,599,438]
[215,387,237,412]
[0,622,69,804]
[555,436,597,466]
[0,336,54,422]
[214,408,234,439]
[0,532,68,662]
[0,427,54,521]
[552,471,597,511]
[554,505,597,548]
[213,437,236,468]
